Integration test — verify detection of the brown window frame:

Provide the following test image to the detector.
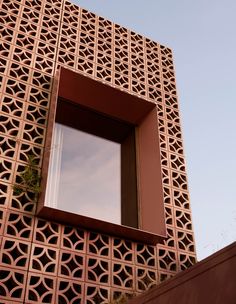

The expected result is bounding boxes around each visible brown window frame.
[37,67,166,244]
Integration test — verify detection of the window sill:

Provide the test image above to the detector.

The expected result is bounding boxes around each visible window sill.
[37,206,166,245]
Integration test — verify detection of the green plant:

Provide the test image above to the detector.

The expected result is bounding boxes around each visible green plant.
[107,292,137,304]
[13,155,41,201]
[106,294,128,304]
[105,273,155,304]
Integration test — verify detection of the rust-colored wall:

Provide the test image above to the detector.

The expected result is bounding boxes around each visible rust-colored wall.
[129,242,236,304]
[0,0,196,302]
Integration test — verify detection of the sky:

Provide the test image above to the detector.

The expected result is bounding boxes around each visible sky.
[71,0,236,260]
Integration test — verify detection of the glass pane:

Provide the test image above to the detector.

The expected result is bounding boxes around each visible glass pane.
[48,123,121,224]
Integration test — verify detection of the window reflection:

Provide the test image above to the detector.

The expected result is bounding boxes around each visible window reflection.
[46,123,121,224]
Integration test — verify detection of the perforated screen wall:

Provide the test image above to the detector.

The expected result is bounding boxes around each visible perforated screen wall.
[0,0,196,302]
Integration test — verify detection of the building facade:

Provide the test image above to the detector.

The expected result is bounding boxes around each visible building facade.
[0,0,196,302]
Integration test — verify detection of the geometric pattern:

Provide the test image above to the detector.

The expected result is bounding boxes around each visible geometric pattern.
[0,0,196,302]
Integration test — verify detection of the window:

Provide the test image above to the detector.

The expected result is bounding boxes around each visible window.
[48,123,121,224]
[38,67,166,244]
[45,99,138,227]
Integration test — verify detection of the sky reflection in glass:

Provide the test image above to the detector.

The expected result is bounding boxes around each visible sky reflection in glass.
[56,123,121,224]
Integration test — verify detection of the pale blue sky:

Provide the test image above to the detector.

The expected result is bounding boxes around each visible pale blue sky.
[72,0,236,260]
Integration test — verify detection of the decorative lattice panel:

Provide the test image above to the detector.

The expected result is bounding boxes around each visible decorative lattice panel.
[0,0,196,302]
